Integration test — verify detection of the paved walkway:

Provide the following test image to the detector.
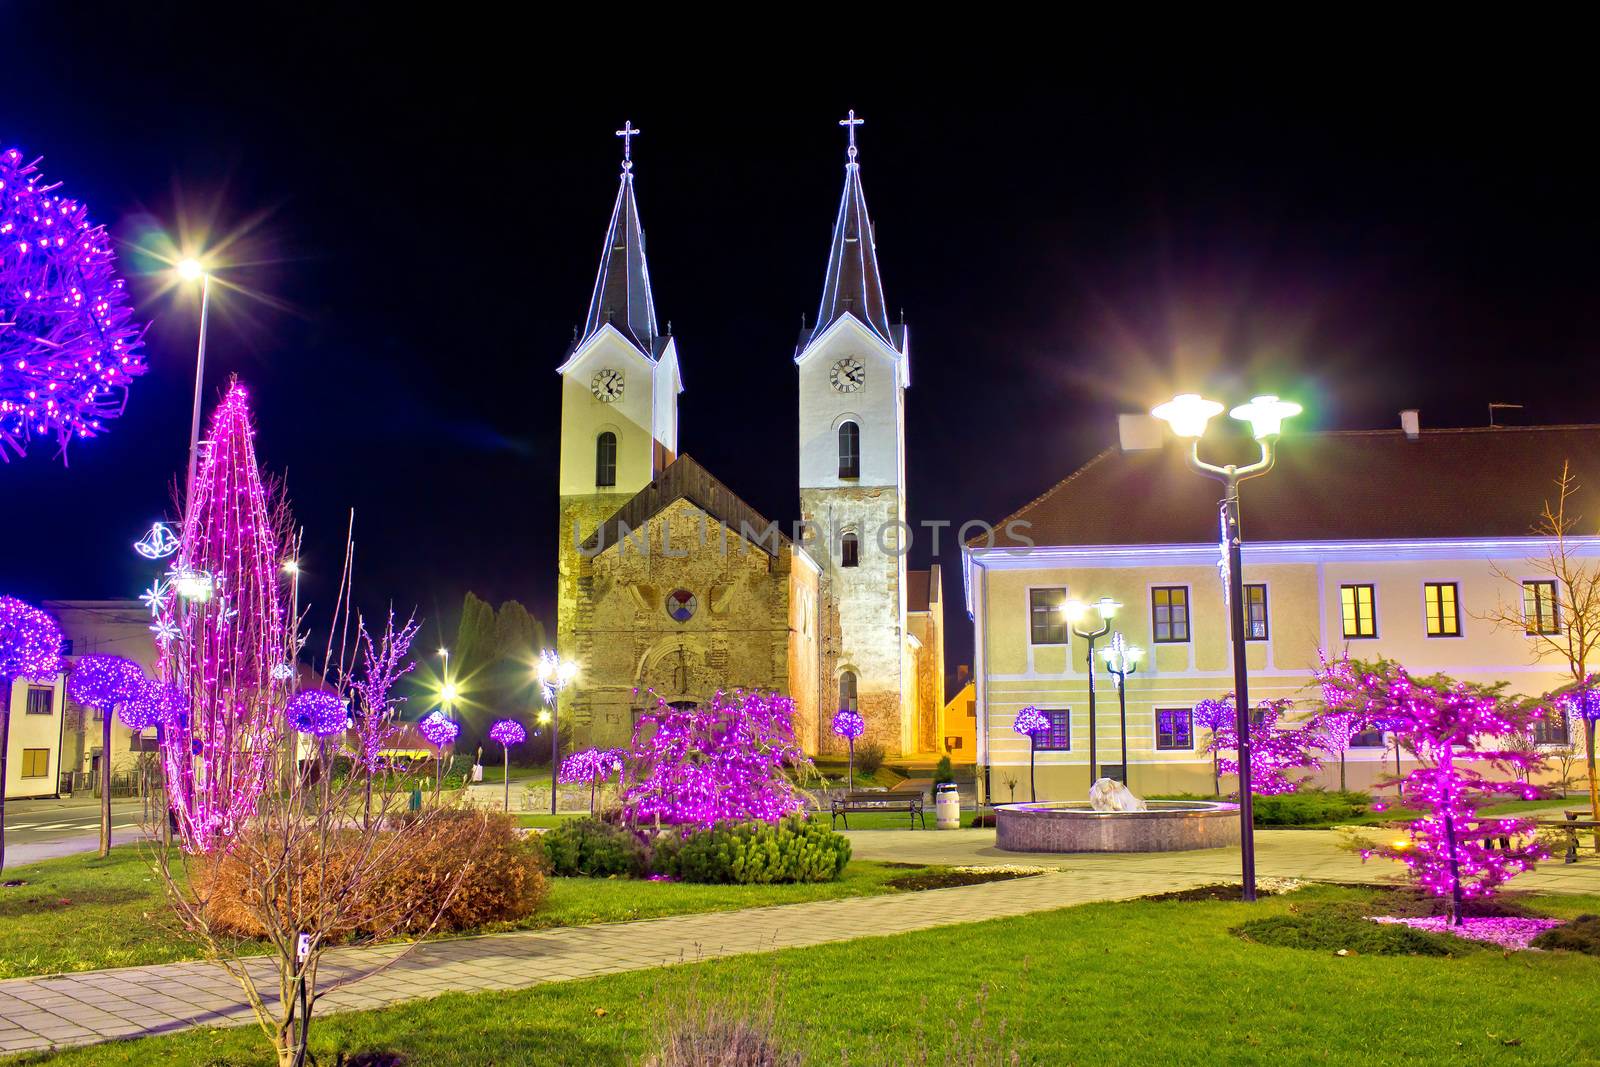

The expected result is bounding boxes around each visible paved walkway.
[0,867,1189,1057]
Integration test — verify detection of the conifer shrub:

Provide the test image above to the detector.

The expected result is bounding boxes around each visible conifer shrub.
[934,755,956,786]
[543,815,649,877]
[656,817,851,884]
[856,741,886,776]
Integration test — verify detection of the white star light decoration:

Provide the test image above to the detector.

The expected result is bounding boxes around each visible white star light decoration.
[140,579,171,617]
[150,618,179,647]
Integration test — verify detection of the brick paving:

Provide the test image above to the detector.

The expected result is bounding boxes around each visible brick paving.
[0,866,1188,1057]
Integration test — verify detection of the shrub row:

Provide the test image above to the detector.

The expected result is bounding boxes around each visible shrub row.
[544,816,851,884]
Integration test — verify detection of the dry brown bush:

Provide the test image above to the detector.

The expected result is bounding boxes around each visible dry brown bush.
[198,810,544,941]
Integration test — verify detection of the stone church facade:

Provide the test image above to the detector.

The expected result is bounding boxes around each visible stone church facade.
[555,120,944,756]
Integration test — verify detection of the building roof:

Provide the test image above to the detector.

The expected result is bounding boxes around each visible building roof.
[583,454,792,558]
[906,563,942,612]
[806,153,895,351]
[975,424,1600,549]
[578,167,660,359]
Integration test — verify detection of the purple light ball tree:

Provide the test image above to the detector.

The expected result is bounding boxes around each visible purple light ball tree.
[488,718,526,812]
[1193,698,1234,797]
[0,595,65,872]
[1012,706,1050,801]
[831,708,865,790]
[418,709,460,797]
[559,747,625,813]
[1559,680,1600,821]
[67,653,146,857]
[287,689,347,738]
[0,145,147,463]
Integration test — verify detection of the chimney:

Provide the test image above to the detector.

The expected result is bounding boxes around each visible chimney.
[1118,413,1164,451]
[1400,409,1420,440]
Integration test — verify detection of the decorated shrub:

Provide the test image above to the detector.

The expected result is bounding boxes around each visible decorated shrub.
[200,810,544,940]
[544,815,649,877]
[657,817,851,885]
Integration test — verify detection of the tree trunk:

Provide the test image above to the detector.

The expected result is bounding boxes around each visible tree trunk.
[0,679,13,874]
[1587,719,1598,822]
[1029,739,1037,801]
[1339,751,1346,793]
[100,706,113,857]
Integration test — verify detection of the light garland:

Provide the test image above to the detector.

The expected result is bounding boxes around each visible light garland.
[0,595,64,684]
[488,719,526,747]
[1207,697,1320,796]
[619,689,811,829]
[831,708,865,740]
[0,145,147,462]
[1012,706,1049,737]
[351,611,418,771]
[417,708,460,748]
[154,380,290,854]
[66,653,145,722]
[286,689,347,738]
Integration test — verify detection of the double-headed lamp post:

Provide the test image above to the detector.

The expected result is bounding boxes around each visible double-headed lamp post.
[536,651,579,815]
[1151,392,1301,903]
[1100,632,1144,787]
[1064,596,1119,786]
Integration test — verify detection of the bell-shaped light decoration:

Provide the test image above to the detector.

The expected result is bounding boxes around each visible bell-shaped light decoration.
[1229,395,1302,440]
[1152,394,1224,439]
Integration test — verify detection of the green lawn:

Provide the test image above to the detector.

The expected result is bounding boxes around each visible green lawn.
[11,883,1600,1066]
[0,847,931,979]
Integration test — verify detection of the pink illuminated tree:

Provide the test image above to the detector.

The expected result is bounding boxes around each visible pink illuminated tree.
[351,610,418,827]
[559,746,626,812]
[153,380,294,854]
[1193,698,1233,796]
[1324,660,1550,924]
[1012,706,1050,801]
[620,689,812,830]
[66,653,146,856]
[1306,652,1370,791]
[0,595,65,872]
[1207,697,1320,796]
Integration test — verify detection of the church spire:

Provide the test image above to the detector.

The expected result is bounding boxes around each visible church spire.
[580,121,659,359]
[809,110,894,348]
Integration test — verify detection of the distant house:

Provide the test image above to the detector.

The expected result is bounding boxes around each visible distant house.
[963,415,1600,801]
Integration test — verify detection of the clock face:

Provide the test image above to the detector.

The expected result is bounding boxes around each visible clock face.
[830,358,865,393]
[591,368,624,403]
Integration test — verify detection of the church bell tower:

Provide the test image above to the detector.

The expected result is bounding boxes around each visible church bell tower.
[795,111,913,754]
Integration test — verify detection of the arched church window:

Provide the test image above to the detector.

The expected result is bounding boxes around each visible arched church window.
[838,421,860,479]
[840,531,860,568]
[839,670,858,711]
[596,431,617,487]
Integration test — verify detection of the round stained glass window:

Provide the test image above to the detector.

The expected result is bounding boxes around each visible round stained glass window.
[665,589,697,623]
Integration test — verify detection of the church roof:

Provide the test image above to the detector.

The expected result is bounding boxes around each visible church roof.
[806,142,895,351]
[578,163,660,360]
[972,423,1600,549]
[583,454,792,558]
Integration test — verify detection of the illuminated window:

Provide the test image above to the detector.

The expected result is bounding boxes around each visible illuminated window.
[1033,710,1071,751]
[1152,586,1190,643]
[1532,707,1569,746]
[838,422,860,478]
[1341,584,1376,638]
[1030,588,1067,645]
[840,532,859,568]
[25,686,53,716]
[595,432,617,487]
[1351,727,1386,748]
[1155,708,1193,750]
[1244,584,1269,640]
[1524,580,1560,635]
[1424,582,1460,637]
[21,748,49,778]
[838,671,858,711]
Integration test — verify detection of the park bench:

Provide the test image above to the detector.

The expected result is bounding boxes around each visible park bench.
[831,789,926,830]
[1542,809,1600,864]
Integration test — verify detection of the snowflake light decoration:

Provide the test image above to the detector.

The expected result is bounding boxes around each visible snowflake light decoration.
[417,709,460,748]
[488,718,526,747]
[0,145,147,462]
[286,688,347,738]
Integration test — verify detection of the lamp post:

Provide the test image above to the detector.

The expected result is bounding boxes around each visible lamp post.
[1100,633,1144,787]
[177,258,210,511]
[1151,392,1301,902]
[536,650,579,815]
[1064,597,1119,786]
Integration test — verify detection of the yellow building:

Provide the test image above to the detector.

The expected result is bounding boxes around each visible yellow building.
[964,416,1600,802]
[941,675,977,763]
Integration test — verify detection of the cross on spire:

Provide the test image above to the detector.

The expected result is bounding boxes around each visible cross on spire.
[839,109,863,162]
[616,120,641,174]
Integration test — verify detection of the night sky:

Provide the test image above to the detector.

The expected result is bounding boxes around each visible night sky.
[4,13,1596,683]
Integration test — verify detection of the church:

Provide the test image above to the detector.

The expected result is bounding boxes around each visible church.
[555,117,946,758]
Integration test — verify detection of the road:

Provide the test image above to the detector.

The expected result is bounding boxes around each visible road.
[0,797,151,866]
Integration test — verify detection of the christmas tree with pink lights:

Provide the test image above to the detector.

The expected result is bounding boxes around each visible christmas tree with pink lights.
[154,380,294,853]
[1320,659,1550,924]
[1206,697,1320,796]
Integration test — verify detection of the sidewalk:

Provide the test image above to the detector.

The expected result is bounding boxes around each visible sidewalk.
[0,868,1188,1057]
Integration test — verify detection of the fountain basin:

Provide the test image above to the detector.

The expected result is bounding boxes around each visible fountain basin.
[996,800,1240,853]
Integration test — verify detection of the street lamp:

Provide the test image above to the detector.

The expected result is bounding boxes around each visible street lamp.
[1151,391,1301,902]
[1064,596,1119,785]
[536,650,579,815]
[1100,633,1144,787]
[176,258,211,512]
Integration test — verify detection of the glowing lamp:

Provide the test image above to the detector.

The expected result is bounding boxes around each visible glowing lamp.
[281,559,299,576]
[1151,394,1224,439]
[173,570,213,602]
[176,258,205,281]
[1094,597,1121,621]
[1061,599,1088,623]
[1229,395,1302,440]
[440,681,459,703]
[537,709,553,726]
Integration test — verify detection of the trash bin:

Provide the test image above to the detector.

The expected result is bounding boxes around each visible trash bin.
[935,782,961,829]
